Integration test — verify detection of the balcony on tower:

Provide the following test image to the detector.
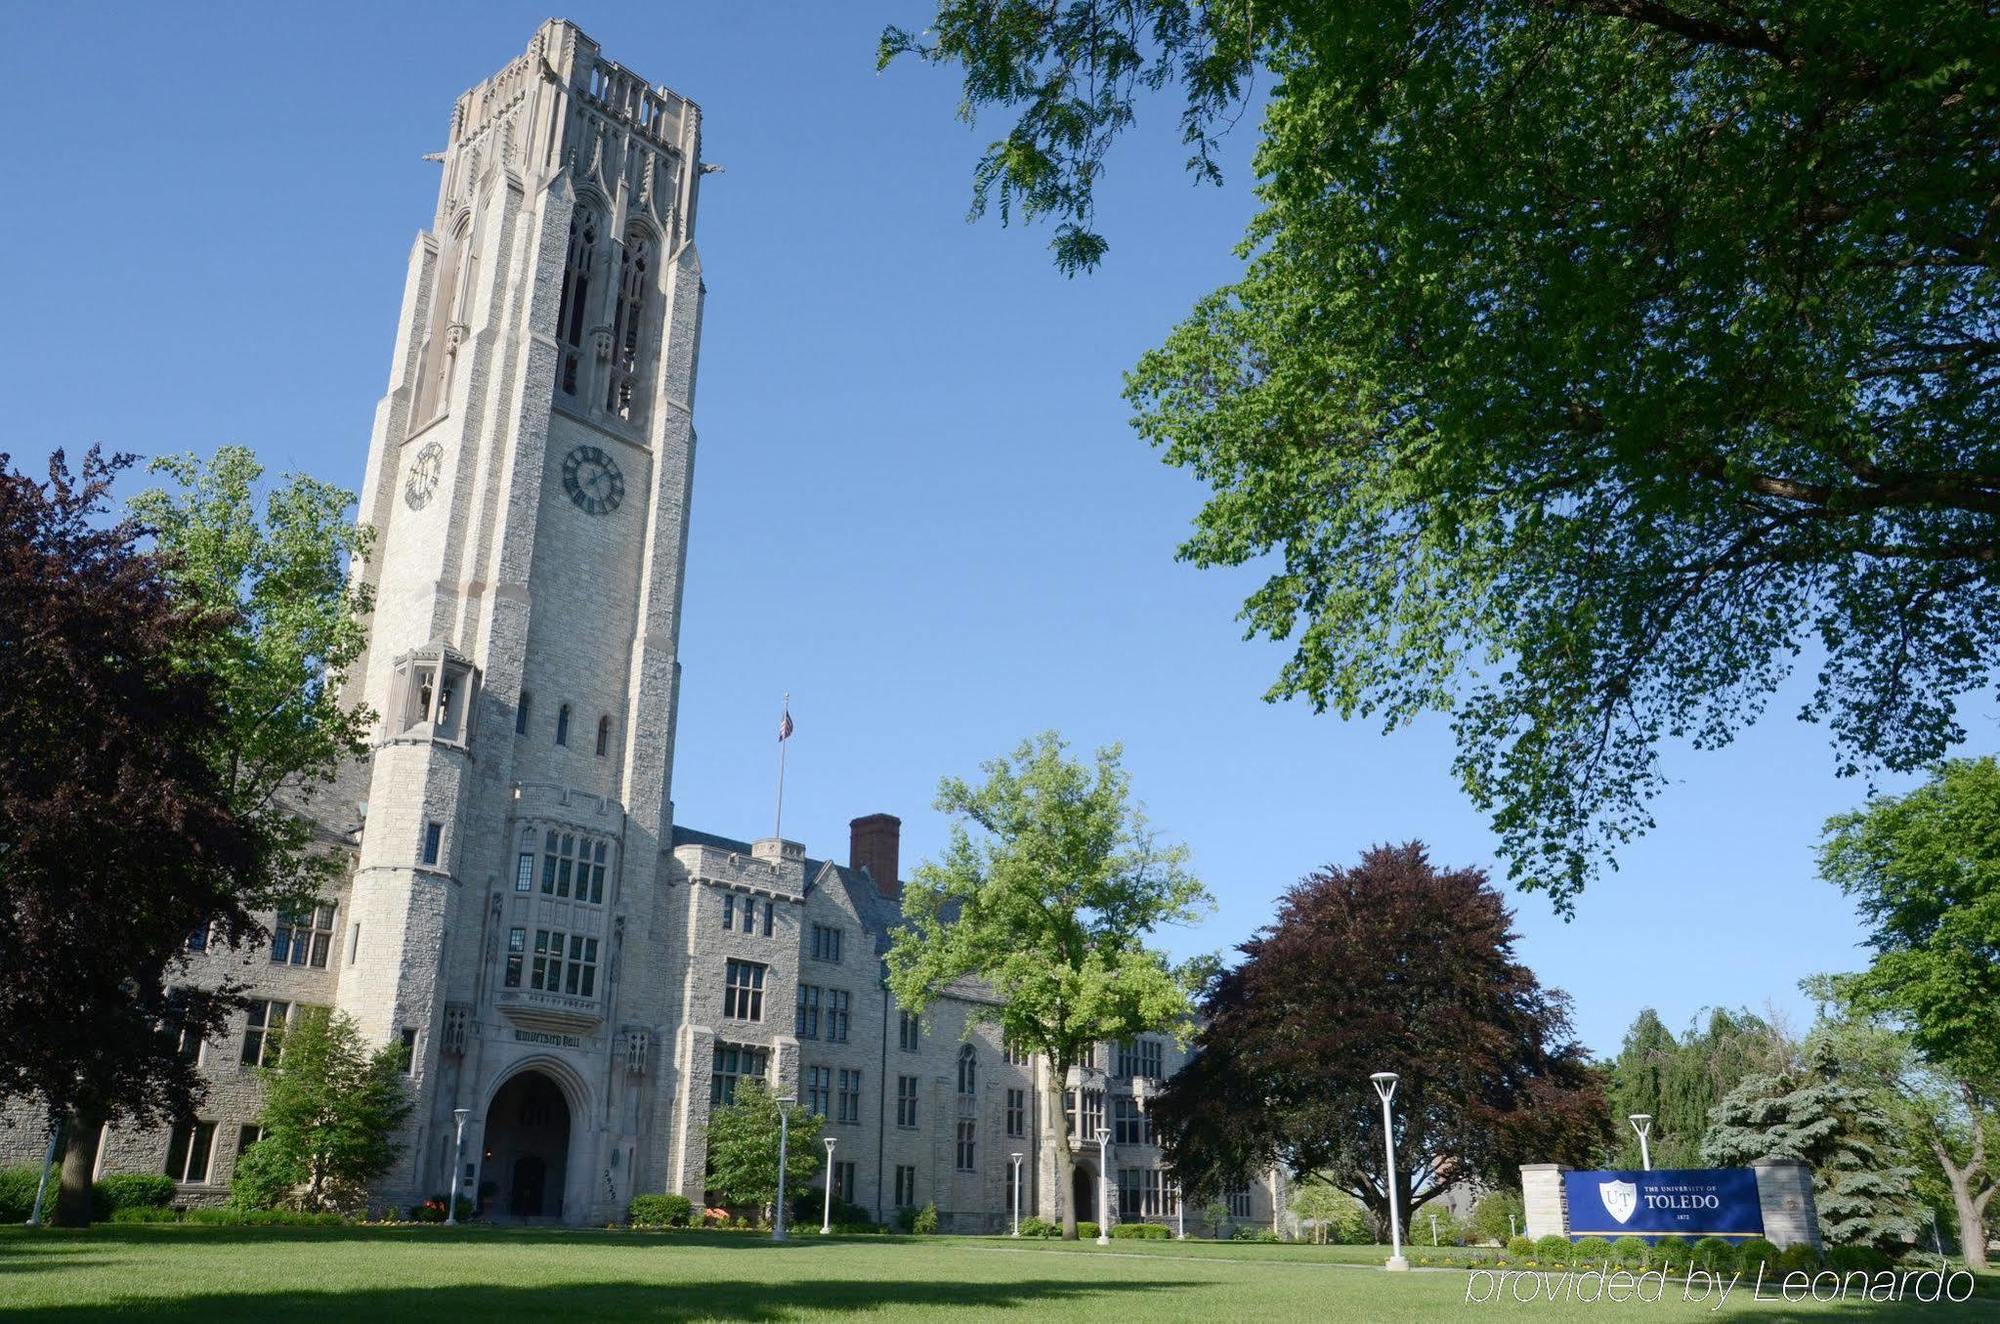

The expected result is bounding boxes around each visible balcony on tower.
[389,643,479,749]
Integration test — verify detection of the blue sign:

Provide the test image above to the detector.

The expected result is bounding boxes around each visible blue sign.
[1563,1168,1764,1241]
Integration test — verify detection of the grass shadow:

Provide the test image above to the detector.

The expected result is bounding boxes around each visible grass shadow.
[0,1275,1200,1322]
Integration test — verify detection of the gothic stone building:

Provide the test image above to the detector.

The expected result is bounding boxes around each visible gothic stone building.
[4,21,1284,1235]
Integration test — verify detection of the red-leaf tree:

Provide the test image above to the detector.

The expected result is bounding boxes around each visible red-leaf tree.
[0,450,264,1224]
[1153,843,1608,1234]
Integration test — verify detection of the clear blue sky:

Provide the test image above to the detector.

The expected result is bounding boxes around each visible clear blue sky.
[4,2,1990,1060]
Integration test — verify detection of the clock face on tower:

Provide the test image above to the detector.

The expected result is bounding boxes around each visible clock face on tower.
[562,445,625,516]
[404,441,444,510]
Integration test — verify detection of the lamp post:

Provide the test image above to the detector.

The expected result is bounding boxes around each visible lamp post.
[1094,1127,1112,1245]
[1370,1072,1408,1272]
[1173,1179,1185,1240]
[774,1096,797,1242]
[446,1108,470,1225]
[1010,1152,1024,1236]
[1628,1114,1653,1171]
[27,1120,60,1228]
[821,1137,837,1235]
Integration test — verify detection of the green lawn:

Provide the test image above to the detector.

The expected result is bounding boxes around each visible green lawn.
[0,1227,1994,1322]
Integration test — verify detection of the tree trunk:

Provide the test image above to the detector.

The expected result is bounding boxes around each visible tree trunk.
[1949,1182,1990,1272]
[1933,1105,1993,1273]
[1044,1072,1077,1240]
[53,1107,102,1228]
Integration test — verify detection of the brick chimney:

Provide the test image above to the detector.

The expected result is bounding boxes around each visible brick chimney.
[849,814,901,898]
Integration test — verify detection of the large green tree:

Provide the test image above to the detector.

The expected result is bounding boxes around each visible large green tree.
[1702,1034,1924,1251]
[230,1007,411,1213]
[131,446,374,910]
[1151,844,1608,1235]
[885,733,1213,1239]
[0,450,265,1226]
[703,1080,823,1222]
[883,1,2000,908]
[1804,1001,1997,1271]
[1603,1006,1785,1169]
[1820,756,2000,1092]
[1815,757,2000,1269]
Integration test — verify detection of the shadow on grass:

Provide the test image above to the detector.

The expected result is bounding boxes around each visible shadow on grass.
[0,1276,1199,1322]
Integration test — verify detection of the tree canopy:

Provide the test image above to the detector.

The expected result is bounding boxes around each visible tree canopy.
[231,1007,411,1213]
[883,0,2000,908]
[0,449,265,1224]
[1702,1033,1924,1251]
[885,732,1212,1238]
[1151,843,1607,1234]
[131,446,374,910]
[1820,756,2000,1091]
[703,1080,823,1220]
[1603,1006,1786,1169]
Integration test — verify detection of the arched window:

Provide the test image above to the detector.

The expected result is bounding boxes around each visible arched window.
[555,703,571,747]
[554,210,599,397]
[957,1044,977,1096]
[605,230,652,420]
[595,715,611,757]
[515,691,531,735]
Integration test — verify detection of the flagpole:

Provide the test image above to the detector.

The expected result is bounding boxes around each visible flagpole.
[774,692,790,840]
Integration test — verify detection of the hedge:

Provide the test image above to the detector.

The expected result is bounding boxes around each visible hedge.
[1111,1222,1172,1239]
[629,1193,694,1228]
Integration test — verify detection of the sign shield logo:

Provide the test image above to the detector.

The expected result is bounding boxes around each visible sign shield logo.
[1600,1180,1638,1225]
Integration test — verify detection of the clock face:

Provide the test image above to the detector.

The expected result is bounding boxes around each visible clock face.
[562,445,625,516]
[404,441,445,510]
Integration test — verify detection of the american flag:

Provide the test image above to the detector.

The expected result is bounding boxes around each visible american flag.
[778,705,794,742]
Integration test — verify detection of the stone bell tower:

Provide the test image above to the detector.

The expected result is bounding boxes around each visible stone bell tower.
[336,20,706,1222]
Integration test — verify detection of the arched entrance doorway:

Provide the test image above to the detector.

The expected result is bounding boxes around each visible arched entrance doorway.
[1072,1164,1096,1222]
[483,1070,571,1219]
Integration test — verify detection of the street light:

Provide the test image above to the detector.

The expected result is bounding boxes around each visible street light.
[1094,1127,1112,1245]
[446,1108,470,1226]
[27,1120,60,1227]
[1628,1114,1653,1171]
[821,1137,837,1235]
[1370,1072,1408,1272]
[1009,1152,1024,1237]
[774,1095,797,1242]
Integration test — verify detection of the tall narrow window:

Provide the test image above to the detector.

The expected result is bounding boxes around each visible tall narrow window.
[605,232,652,419]
[164,1121,217,1184]
[515,691,531,735]
[555,704,570,746]
[422,821,443,866]
[555,212,598,397]
[957,1044,977,1096]
[596,715,611,757]
[504,928,525,988]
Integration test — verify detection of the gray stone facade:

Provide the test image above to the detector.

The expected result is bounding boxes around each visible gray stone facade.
[0,20,1282,1238]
